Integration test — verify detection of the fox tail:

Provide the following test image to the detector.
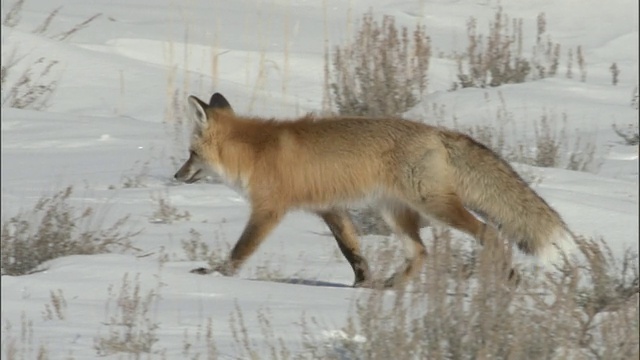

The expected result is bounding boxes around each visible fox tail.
[444,132,576,267]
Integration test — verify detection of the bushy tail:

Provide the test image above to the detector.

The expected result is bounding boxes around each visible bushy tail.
[443,132,576,266]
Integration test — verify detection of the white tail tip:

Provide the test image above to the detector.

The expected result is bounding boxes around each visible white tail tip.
[538,229,577,268]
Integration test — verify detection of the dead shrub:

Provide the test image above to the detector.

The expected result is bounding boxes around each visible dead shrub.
[454,7,530,89]
[452,99,599,173]
[148,191,190,224]
[180,227,229,271]
[612,123,639,146]
[453,8,584,89]
[328,10,430,117]
[301,231,638,359]
[1,186,139,276]
[1,55,59,111]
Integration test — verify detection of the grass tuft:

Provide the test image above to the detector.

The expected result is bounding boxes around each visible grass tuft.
[1,187,140,276]
[94,273,163,356]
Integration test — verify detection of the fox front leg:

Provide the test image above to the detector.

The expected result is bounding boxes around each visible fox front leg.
[191,208,284,276]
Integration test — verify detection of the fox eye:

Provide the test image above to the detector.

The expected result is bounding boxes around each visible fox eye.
[189,150,199,158]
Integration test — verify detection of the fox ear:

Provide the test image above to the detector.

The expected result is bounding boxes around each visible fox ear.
[187,95,209,129]
[209,93,234,114]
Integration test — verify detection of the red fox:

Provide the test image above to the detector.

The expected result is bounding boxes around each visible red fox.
[174,92,575,287]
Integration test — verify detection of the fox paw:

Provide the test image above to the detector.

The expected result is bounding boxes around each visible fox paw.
[353,279,374,288]
[190,267,214,275]
[190,263,236,276]
[353,278,400,290]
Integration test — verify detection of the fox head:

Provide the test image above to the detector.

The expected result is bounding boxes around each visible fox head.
[173,92,235,184]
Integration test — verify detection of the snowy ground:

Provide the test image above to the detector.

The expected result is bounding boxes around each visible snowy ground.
[1,0,638,358]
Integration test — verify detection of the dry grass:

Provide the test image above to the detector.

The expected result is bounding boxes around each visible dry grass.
[175,230,636,360]
[5,218,633,359]
[0,187,140,276]
[451,94,600,173]
[2,0,26,28]
[454,7,530,89]
[180,228,211,261]
[180,226,230,271]
[93,273,164,357]
[300,232,638,360]
[118,158,152,189]
[610,63,620,86]
[612,123,639,146]
[181,317,218,360]
[328,10,430,117]
[0,54,59,110]
[180,225,288,281]
[227,303,293,360]
[1,0,101,110]
[453,8,586,90]
[148,190,191,224]
[41,289,67,322]
[164,84,191,170]
[2,312,50,360]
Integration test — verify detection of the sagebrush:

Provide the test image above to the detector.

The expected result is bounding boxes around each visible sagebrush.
[453,8,586,89]
[1,187,139,276]
[328,10,430,117]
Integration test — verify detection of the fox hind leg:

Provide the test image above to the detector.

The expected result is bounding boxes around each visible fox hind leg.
[380,204,428,288]
[408,192,515,282]
[318,210,372,287]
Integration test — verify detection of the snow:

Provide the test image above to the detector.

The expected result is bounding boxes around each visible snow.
[1,0,638,358]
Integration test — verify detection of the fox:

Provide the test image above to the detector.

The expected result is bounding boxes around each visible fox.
[174,92,576,288]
